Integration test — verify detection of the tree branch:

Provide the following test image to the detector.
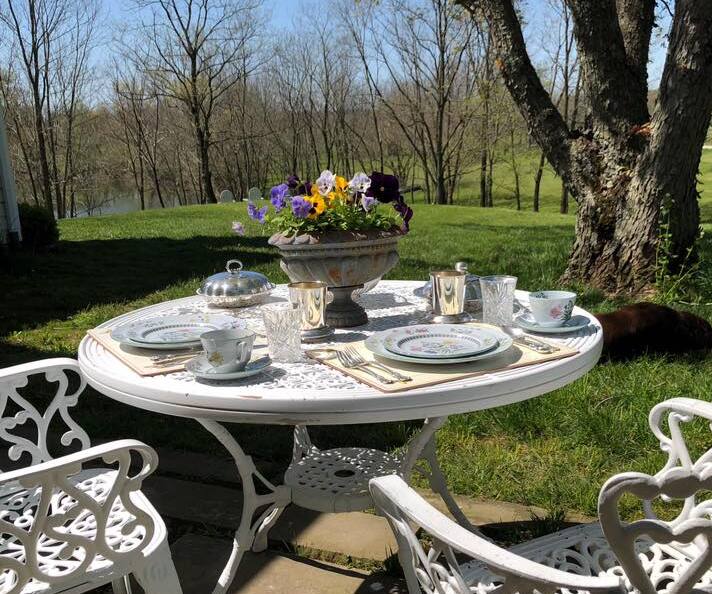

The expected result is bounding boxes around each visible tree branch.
[566,0,649,133]
[638,0,712,245]
[458,0,572,181]
[615,0,655,96]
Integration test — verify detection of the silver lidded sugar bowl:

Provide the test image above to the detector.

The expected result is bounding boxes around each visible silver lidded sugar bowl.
[198,260,275,308]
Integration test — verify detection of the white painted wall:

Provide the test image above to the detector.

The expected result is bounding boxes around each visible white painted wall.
[0,106,21,244]
[0,174,7,241]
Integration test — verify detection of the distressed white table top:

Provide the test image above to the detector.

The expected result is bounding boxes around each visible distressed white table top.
[78,280,602,425]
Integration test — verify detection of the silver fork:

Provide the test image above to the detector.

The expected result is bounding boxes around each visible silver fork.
[344,347,412,382]
[151,350,202,364]
[336,350,395,384]
[502,327,560,354]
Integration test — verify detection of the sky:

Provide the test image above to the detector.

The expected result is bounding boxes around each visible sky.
[103,0,669,88]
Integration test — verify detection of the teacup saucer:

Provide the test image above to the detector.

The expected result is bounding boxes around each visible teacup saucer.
[515,314,590,334]
[186,355,272,380]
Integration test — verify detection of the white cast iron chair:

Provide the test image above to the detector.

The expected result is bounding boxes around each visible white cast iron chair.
[371,397,712,594]
[0,359,182,594]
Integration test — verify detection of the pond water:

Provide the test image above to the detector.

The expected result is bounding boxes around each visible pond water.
[75,192,183,217]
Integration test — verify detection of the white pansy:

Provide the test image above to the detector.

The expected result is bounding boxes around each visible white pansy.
[315,170,336,196]
[348,172,371,194]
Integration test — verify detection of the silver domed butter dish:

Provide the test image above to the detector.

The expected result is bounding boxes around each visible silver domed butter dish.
[198,260,275,308]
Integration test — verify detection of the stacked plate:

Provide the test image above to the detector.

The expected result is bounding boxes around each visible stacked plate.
[365,324,513,365]
[111,313,243,350]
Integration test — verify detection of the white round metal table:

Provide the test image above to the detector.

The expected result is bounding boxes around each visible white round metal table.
[78,280,602,593]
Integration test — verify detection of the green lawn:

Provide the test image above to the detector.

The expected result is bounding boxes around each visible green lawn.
[3,152,712,520]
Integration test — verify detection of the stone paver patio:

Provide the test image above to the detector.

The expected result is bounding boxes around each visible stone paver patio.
[127,446,591,594]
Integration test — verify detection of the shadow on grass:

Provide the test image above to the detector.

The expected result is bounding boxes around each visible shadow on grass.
[0,235,281,339]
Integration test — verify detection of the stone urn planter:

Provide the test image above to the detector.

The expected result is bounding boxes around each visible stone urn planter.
[269,229,402,327]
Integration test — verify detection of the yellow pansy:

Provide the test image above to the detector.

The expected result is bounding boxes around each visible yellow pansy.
[335,176,348,192]
[326,191,345,207]
[306,194,326,219]
[310,184,323,200]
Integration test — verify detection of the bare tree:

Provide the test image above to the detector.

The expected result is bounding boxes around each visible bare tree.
[51,1,100,218]
[0,0,99,219]
[0,53,40,205]
[348,0,478,205]
[0,0,63,216]
[126,0,261,204]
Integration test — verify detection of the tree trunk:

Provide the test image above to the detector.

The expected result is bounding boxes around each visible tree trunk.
[560,185,569,214]
[564,162,658,289]
[532,151,545,212]
[197,126,216,204]
[138,156,145,210]
[479,150,487,207]
[435,161,447,205]
[31,91,54,217]
[486,156,494,207]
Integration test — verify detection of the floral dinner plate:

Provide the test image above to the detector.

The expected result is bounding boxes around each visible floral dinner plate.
[382,325,499,359]
[365,326,513,365]
[111,313,243,348]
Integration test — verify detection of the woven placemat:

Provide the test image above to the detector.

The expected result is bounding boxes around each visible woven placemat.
[87,328,198,376]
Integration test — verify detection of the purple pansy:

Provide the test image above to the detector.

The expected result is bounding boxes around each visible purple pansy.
[291,195,312,219]
[349,172,371,194]
[365,172,400,203]
[361,194,377,212]
[394,196,413,232]
[247,201,268,224]
[231,221,245,236]
[315,170,336,196]
[270,183,289,212]
[287,174,300,189]
[295,180,312,196]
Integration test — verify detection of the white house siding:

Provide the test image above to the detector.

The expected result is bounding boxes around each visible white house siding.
[0,183,7,244]
[0,106,20,245]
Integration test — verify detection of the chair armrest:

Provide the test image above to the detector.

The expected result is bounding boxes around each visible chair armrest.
[0,440,161,590]
[371,475,622,593]
[0,358,81,381]
[0,439,158,487]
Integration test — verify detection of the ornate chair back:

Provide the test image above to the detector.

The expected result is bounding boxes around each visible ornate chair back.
[598,398,712,594]
[0,359,90,470]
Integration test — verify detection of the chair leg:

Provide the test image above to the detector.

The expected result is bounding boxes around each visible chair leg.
[252,503,289,552]
[111,576,133,594]
[133,540,183,594]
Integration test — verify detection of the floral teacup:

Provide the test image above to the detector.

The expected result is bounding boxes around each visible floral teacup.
[528,291,576,327]
[200,328,255,373]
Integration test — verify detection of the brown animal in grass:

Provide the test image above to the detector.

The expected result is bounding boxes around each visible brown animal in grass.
[595,302,712,361]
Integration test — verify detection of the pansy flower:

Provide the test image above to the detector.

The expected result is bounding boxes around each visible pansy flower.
[306,194,326,219]
[315,170,336,196]
[295,180,312,195]
[394,196,413,231]
[361,195,377,212]
[335,176,348,192]
[270,183,289,212]
[348,172,371,194]
[312,184,337,208]
[247,201,268,224]
[291,195,312,219]
[366,172,399,203]
[231,221,245,235]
